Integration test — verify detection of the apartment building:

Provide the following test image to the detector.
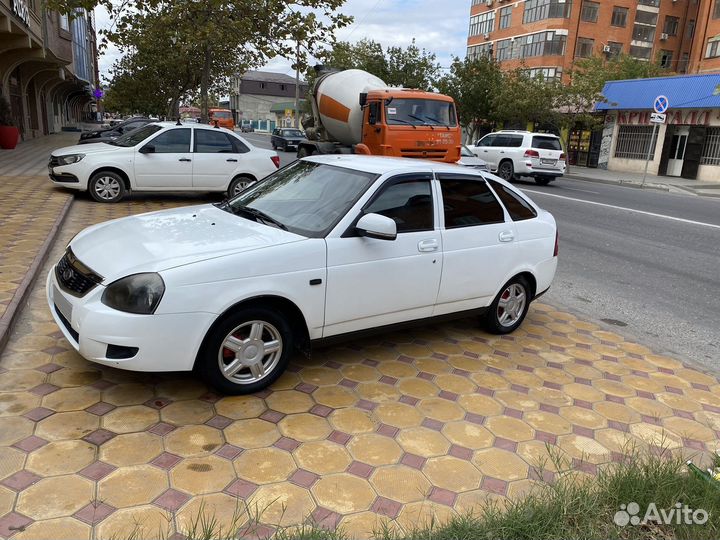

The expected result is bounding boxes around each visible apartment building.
[466,0,720,80]
[1,1,99,141]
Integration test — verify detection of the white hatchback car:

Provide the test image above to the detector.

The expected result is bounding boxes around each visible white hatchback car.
[467,130,566,185]
[48,122,279,202]
[47,156,558,394]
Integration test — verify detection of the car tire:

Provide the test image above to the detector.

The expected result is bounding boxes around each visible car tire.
[297,147,311,158]
[497,160,515,182]
[88,171,126,203]
[534,177,551,186]
[198,306,293,395]
[281,142,287,152]
[227,175,255,198]
[483,276,531,335]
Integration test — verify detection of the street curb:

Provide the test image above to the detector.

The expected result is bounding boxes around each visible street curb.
[0,195,73,353]
[565,174,670,192]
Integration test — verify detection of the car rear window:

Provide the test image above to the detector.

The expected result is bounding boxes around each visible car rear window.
[488,179,537,221]
[532,136,562,150]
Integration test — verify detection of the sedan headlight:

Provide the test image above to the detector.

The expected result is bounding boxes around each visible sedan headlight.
[56,154,85,165]
[101,273,165,314]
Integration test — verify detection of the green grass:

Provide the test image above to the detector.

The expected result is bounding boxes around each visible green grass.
[126,447,720,540]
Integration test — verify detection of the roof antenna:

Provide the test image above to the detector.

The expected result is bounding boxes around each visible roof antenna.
[175,117,182,126]
[213,120,219,128]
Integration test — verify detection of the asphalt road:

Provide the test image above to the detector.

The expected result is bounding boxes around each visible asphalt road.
[241,131,720,371]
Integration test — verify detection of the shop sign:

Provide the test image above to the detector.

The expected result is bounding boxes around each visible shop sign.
[12,0,30,26]
[613,110,712,126]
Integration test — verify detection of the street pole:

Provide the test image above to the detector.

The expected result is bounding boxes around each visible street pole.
[294,40,300,129]
[641,122,658,187]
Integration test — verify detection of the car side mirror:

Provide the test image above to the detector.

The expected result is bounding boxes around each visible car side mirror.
[356,213,396,241]
[139,144,155,154]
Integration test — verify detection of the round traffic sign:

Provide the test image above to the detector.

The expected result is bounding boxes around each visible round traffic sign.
[654,95,669,114]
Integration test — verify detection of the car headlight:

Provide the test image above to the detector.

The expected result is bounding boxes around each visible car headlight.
[101,273,165,314]
[56,154,85,165]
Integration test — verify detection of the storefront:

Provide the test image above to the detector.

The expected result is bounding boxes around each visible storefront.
[596,74,720,182]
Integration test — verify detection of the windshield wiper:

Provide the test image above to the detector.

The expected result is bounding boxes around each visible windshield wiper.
[408,114,434,129]
[423,115,451,130]
[229,205,287,230]
[388,117,416,129]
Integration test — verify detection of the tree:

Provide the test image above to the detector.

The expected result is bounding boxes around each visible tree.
[436,56,503,143]
[92,0,352,122]
[310,38,441,91]
[492,68,562,129]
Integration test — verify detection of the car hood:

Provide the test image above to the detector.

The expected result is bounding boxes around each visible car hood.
[52,143,118,157]
[69,205,304,282]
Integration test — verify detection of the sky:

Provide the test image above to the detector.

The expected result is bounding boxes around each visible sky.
[93,0,471,83]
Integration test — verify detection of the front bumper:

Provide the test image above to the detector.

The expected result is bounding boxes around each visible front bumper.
[46,269,215,372]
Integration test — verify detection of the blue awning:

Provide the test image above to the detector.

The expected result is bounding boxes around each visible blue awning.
[595,73,720,110]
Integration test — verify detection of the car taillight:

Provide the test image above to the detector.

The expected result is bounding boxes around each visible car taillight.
[559,153,566,161]
[271,156,280,168]
[553,229,559,257]
[524,149,539,158]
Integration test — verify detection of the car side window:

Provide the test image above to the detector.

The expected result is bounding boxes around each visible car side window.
[508,135,524,148]
[364,179,433,233]
[492,135,511,147]
[488,179,537,221]
[149,129,191,153]
[477,135,494,147]
[231,136,250,154]
[439,177,506,228]
[194,129,235,153]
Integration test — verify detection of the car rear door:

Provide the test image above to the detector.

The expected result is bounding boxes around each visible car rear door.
[133,128,193,188]
[191,129,243,189]
[433,173,519,315]
[530,135,564,172]
[323,173,443,336]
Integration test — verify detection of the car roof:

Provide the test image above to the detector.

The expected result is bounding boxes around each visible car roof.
[303,155,485,177]
[487,130,560,139]
[150,122,238,134]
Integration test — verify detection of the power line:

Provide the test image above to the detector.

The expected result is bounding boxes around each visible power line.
[345,0,383,40]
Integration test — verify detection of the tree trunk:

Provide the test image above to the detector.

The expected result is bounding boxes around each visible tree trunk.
[200,43,211,124]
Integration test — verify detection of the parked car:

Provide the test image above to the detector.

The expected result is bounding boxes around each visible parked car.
[240,122,254,133]
[458,145,489,170]
[50,122,280,203]
[467,130,566,185]
[46,155,558,394]
[78,117,151,145]
[271,128,305,151]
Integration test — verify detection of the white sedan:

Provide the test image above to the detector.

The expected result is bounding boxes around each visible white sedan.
[47,156,558,394]
[48,122,279,203]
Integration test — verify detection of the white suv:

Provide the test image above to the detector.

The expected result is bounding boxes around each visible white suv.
[49,122,279,203]
[467,130,566,185]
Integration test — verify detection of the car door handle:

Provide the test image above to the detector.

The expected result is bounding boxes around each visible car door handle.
[499,151,505,154]
[179,158,191,162]
[418,239,439,252]
[226,158,238,162]
[498,231,514,242]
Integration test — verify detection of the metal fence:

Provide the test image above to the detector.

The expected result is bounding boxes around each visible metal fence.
[701,128,720,166]
[614,126,656,160]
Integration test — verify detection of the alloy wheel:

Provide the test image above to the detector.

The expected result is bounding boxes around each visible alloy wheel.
[496,283,527,328]
[217,320,283,384]
[93,176,121,200]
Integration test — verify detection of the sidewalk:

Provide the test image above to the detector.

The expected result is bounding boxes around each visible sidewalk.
[0,132,82,178]
[566,166,720,198]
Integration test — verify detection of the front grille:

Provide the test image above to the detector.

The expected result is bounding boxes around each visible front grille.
[400,149,448,159]
[55,249,103,297]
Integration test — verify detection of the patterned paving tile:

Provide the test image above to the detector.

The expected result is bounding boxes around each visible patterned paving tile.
[0,193,719,539]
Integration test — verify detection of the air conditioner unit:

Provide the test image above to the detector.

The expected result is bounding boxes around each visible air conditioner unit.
[486,0,493,6]
[484,33,490,39]
[602,45,612,53]
[660,33,669,40]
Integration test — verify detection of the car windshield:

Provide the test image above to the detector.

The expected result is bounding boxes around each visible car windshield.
[211,111,232,119]
[385,99,457,127]
[461,145,474,157]
[225,161,378,238]
[109,124,162,147]
[282,129,304,137]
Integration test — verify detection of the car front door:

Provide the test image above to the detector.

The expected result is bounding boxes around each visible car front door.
[323,173,442,337]
[475,134,497,169]
[134,128,193,188]
[433,173,519,316]
[192,129,244,189]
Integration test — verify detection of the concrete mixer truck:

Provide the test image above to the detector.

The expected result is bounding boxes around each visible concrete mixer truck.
[298,68,461,163]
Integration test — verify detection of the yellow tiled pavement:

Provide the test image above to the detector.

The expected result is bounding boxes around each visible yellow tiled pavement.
[0,194,719,539]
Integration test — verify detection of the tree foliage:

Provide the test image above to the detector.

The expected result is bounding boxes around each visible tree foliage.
[311,38,441,91]
[94,0,352,120]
